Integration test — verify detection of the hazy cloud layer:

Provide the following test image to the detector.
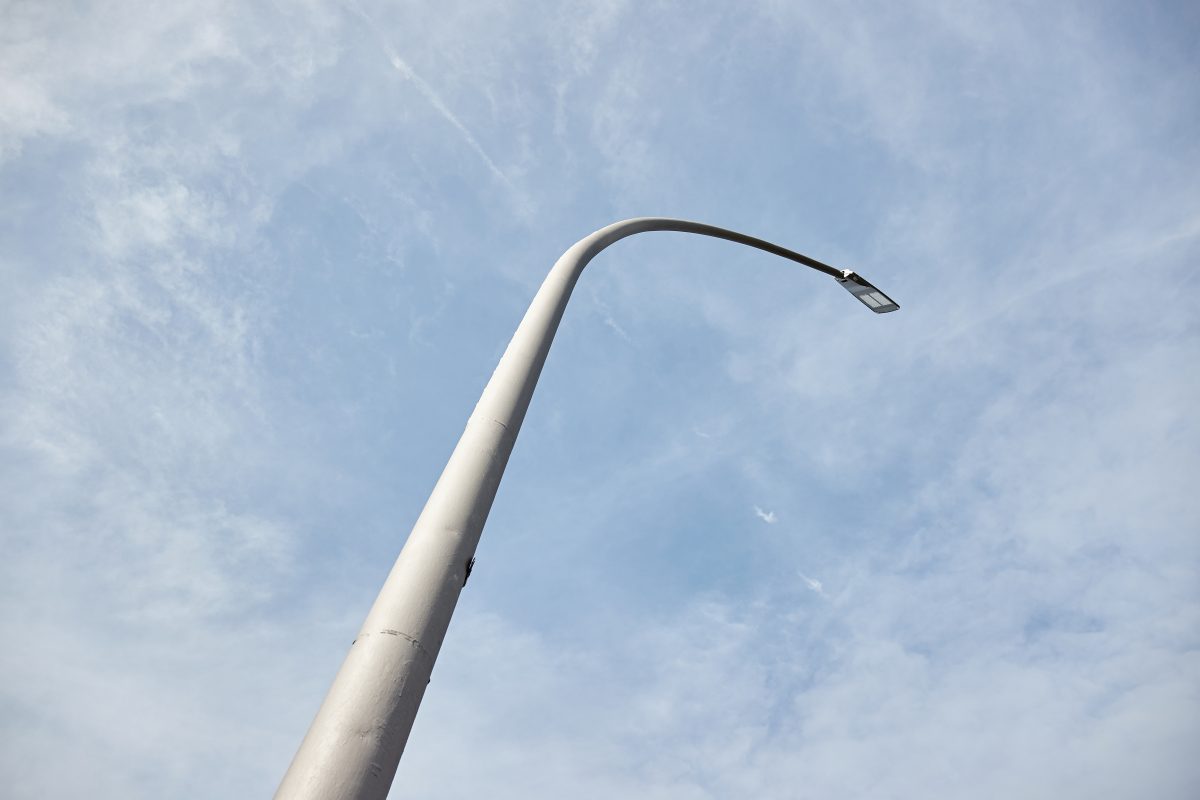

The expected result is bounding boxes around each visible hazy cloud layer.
[1,1,1197,798]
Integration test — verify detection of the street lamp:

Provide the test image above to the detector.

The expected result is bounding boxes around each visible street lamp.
[274,217,899,800]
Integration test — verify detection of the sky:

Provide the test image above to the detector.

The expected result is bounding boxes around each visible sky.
[1,1,1198,797]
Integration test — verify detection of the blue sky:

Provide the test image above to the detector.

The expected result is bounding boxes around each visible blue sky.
[2,1,1198,797]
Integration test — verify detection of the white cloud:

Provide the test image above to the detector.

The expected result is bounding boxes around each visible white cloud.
[798,571,824,595]
[400,581,1200,799]
[754,505,777,524]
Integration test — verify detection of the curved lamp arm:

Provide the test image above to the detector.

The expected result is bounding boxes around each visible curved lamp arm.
[274,218,898,800]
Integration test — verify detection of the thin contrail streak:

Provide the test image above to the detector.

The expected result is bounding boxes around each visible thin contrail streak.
[384,52,513,189]
[346,1,514,190]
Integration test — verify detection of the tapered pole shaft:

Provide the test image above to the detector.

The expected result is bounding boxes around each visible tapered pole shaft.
[274,218,846,800]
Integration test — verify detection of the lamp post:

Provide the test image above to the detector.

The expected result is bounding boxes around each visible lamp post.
[274,217,898,800]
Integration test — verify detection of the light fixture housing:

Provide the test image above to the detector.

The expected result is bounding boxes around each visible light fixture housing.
[836,270,899,313]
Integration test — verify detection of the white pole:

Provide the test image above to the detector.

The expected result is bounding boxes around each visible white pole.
[273,218,862,800]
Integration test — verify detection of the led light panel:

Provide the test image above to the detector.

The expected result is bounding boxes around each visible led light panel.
[836,271,899,314]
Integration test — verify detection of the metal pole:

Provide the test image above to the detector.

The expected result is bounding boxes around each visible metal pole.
[273,218,877,800]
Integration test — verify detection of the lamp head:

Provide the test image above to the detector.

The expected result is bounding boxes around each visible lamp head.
[836,270,899,313]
